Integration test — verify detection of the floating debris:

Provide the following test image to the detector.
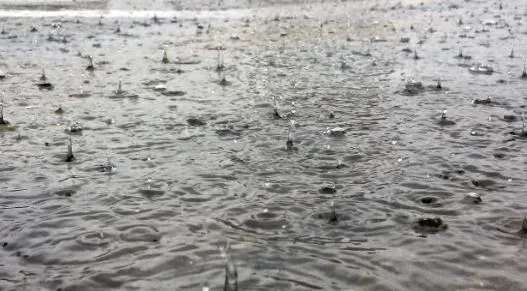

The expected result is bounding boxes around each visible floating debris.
[469,63,493,75]
[0,70,5,80]
[328,110,335,119]
[115,22,121,33]
[438,110,456,126]
[509,48,514,58]
[55,106,64,114]
[521,63,527,79]
[65,138,75,162]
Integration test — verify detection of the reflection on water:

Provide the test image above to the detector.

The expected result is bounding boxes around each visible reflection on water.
[1,0,527,290]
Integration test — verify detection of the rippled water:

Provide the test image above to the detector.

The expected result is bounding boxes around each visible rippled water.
[2,0,527,290]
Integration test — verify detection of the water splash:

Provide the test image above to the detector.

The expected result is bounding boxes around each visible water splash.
[522,112,525,135]
[216,49,224,72]
[220,241,238,291]
[328,200,338,223]
[65,138,75,162]
[413,47,420,60]
[272,96,281,118]
[40,69,47,81]
[68,121,83,134]
[146,178,152,190]
[286,119,295,150]
[86,55,95,71]
[116,80,123,95]
[219,71,228,86]
[162,47,169,64]
[340,55,348,69]
[0,91,7,125]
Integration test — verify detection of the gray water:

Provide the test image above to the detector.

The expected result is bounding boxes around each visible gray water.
[2,0,527,290]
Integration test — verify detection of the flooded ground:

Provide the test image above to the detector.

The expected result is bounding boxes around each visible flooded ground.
[1,0,527,290]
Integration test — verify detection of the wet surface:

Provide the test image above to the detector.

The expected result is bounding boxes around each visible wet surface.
[2,0,527,290]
